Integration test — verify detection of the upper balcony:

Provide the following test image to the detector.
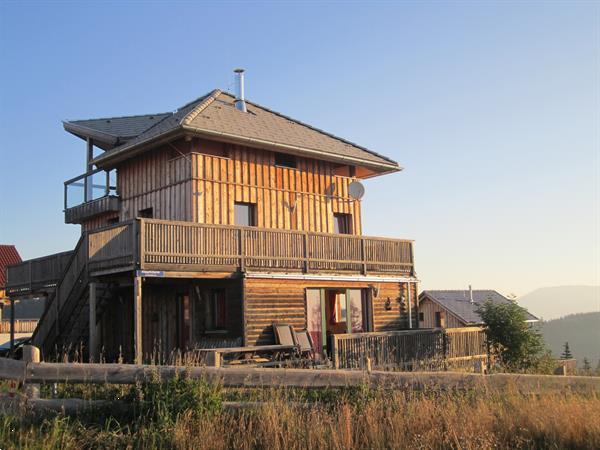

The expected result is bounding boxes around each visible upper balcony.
[86,218,415,278]
[64,168,119,224]
[6,218,415,297]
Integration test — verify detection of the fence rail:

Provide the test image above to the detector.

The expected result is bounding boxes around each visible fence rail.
[332,327,487,371]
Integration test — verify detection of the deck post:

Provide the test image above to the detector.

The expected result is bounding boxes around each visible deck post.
[89,282,97,362]
[133,275,143,364]
[9,298,15,356]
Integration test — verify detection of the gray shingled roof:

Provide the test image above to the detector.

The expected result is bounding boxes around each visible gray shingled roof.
[419,290,539,324]
[65,90,400,173]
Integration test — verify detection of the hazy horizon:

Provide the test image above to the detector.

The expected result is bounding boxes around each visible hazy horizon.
[1,2,598,296]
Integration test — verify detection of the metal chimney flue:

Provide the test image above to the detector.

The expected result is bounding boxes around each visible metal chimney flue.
[469,285,474,304]
[234,68,247,112]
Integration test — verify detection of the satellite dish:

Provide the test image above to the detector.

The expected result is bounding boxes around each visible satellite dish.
[348,181,365,200]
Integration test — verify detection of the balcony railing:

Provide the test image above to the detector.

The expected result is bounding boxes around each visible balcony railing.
[64,168,119,223]
[64,168,117,210]
[5,251,73,295]
[87,219,415,277]
[7,219,415,297]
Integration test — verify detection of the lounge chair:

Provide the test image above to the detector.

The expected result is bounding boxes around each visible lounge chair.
[272,322,297,347]
[293,329,314,360]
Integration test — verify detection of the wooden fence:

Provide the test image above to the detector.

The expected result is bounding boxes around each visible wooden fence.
[2,348,598,415]
[0,320,38,334]
[331,327,487,371]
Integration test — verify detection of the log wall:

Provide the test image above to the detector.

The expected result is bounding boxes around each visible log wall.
[243,278,418,346]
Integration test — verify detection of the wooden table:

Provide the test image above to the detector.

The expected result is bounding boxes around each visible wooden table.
[196,344,298,367]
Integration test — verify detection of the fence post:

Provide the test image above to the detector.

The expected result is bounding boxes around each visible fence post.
[442,330,448,371]
[9,298,15,356]
[23,345,40,399]
[331,336,339,369]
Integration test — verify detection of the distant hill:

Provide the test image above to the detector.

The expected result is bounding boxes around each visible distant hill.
[540,312,600,366]
[517,286,599,320]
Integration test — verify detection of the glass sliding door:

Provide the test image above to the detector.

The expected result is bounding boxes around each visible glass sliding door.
[306,288,325,357]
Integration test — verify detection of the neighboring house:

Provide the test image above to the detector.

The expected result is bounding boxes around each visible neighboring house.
[6,71,418,363]
[418,290,539,328]
[0,245,22,318]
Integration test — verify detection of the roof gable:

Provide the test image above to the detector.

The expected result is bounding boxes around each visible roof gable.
[73,90,399,173]
[419,290,539,324]
[0,245,22,288]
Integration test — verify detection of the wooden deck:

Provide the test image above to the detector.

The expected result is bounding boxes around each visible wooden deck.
[7,218,415,295]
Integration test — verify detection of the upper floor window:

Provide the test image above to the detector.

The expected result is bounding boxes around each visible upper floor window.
[274,152,297,169]
[333,213,352,234]
[139,207,153,219]
[234,202,256,227]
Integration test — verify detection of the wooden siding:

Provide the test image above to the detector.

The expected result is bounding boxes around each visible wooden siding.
[65,196,120,225]
[82,138,364,234]
[191,145,362,234]
[81,212,119,232]
[117,142,194,223]
[243,278,418,346]
[418,297,465,328]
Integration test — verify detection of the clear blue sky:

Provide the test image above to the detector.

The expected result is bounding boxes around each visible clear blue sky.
[0,1,598,296]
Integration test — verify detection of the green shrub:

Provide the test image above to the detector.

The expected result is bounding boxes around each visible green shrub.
[134,376,223,428]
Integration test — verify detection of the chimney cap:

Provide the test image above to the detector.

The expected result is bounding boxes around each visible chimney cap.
[234,68,245,74]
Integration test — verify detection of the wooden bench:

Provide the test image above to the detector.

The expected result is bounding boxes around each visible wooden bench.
[197,344,297,367]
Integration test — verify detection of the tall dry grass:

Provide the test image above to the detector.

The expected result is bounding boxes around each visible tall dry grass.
[1,382,599,449]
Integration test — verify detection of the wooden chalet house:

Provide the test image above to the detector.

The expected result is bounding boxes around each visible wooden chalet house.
[418,289,539,328]
[6,71,418,363]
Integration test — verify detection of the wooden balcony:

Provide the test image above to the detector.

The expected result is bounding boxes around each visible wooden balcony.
[7,219,415,296]
[87,219,415,277]
[64,195,120,224]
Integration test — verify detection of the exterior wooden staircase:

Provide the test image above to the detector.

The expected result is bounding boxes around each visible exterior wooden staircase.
[30,235,111,360]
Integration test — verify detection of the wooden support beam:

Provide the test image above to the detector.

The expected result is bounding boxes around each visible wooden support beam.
[9,298,15,356]
[89,282,97,363]
[85,138,94,202]
[133,276,142,364]
[407,282,412,329]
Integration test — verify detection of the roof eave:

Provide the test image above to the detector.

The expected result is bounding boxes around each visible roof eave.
[63,121,119,149]
[182,124,402,174]
[92,128,184,168]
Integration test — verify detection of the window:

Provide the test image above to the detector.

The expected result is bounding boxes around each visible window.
[212,289,227,329]
[138,207,153,218]
[418,312,424,322]
[234,202,256,227]
[333,213,352,234]
[435,311,445,328]
[274,152,297,169]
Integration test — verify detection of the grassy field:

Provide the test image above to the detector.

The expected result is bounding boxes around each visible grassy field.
[1,376,599,450]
